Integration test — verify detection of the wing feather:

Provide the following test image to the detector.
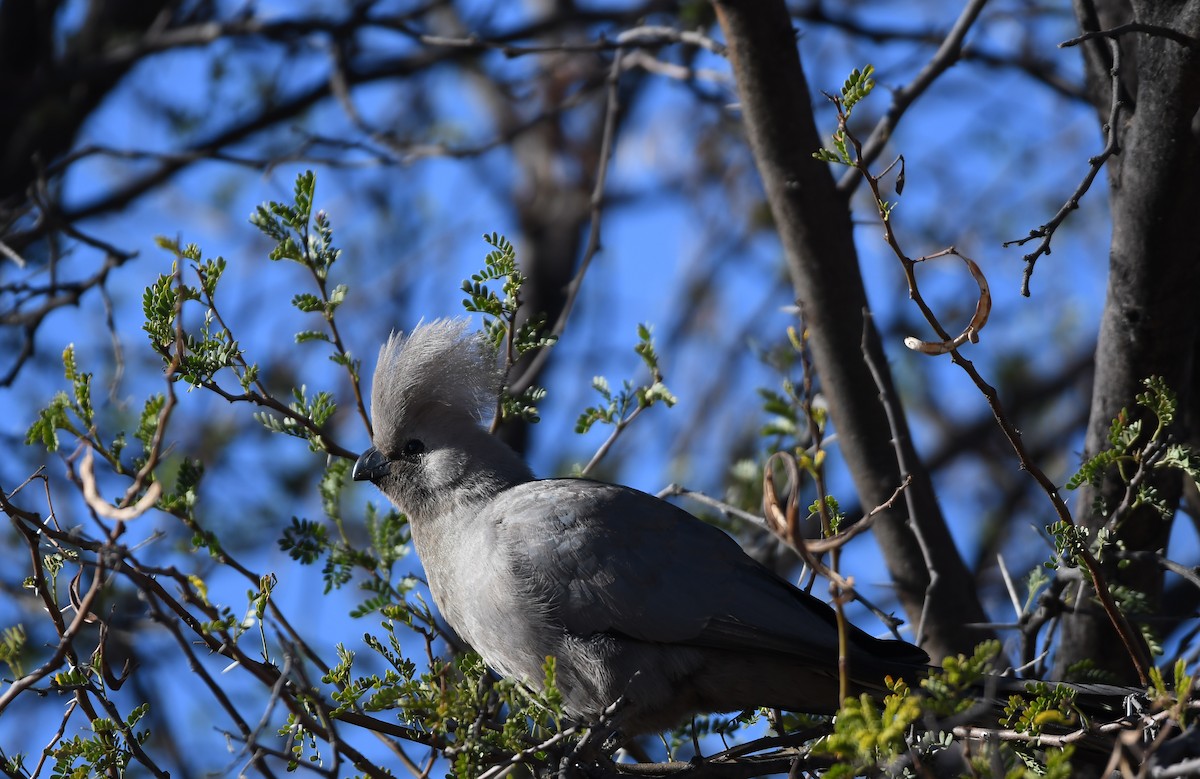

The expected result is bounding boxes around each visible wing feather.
[487,479,927,669]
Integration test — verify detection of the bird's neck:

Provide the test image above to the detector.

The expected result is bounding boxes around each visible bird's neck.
[456,451,532,506]
[439,427,534,513]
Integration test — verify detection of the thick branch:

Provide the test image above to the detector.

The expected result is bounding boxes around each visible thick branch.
[710,0,991,659]
[1056,0,1200,682]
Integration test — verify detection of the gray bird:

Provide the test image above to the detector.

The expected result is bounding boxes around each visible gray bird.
[352,319,929,735]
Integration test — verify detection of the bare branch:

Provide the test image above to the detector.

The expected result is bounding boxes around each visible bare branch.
[1061,22,1200,51]
[1005,37,1123,296]
[509,40,625,397]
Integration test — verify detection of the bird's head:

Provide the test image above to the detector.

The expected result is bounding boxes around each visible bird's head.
[353,319,531,520]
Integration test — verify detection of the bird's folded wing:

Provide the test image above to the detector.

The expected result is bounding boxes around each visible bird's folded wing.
[488,479,926,668]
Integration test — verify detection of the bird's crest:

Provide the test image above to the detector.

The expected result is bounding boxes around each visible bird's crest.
[370,319,501,437]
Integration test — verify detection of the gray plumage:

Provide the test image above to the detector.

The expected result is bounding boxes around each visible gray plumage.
[353,319,929,734]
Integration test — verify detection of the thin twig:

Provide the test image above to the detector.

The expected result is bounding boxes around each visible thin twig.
[663,479,911,634]
[581,402,648,477]
[1005,37,1123,296]
[785,329,851,698]
[860,311,937,647]
[508,39,624,397]
[804,476,910,554]
[408,24,725,58]
[839,96,1151,683]
[1116,550,1200,592]
[656,483,767,526]
[836,0,990,194]
[32,699,78,778]
[0,530,106,715]
[1060,22,1200,51]
[187,265,357,459]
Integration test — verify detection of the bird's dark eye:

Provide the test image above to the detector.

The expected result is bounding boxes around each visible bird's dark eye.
[401,439,426,460]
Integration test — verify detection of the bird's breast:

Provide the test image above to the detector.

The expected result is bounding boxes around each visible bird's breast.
[414,510,560,687]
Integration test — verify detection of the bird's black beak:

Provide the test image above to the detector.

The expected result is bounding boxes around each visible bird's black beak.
[352,446,390,482]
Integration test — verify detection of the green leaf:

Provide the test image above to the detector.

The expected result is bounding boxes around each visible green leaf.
[841,64,876,110]
[292,293,323,313]
[268,236,303,263]
[295,330,331,344]
[0,624,27,678]
[197,256,226,298]
[293,169,316,223]
[327,283,347,311]
[279,517,329,565]
[135,394,166,450]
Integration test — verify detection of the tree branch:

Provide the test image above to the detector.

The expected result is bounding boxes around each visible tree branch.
[711,0,990,659]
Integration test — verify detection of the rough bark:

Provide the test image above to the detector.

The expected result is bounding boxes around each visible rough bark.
[1057,0,1200,681]
[711,0,991,660]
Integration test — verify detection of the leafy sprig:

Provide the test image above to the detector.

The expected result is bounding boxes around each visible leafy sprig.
[140,174,361,459]
[1066,376,1200,512]
[575,324,676,475]
[813,677,921,779]
[461,232,557,425]
[812,65,876,166]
